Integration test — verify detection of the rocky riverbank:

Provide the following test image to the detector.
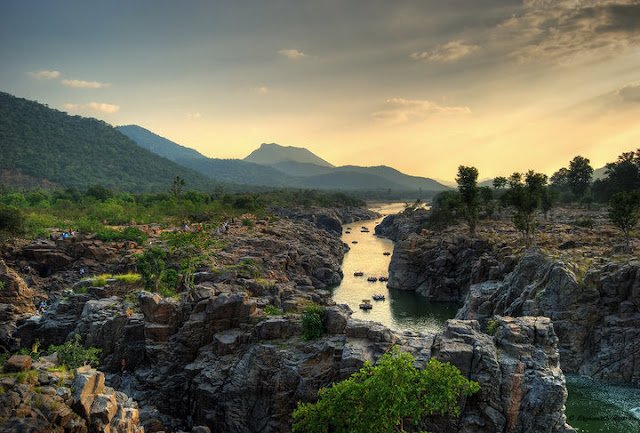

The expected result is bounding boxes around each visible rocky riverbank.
[0,206,577,432]
[376,206,640,387]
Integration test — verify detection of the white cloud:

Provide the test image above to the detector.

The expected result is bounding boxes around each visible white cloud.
[278,48,307,59]
[254,86,270,94]
[62,102,120,114]
[187,112,202,119]
[373,98,471,123]
[618,81,640,102]
[62,79,110,89]
[28,70,60,80]
[411,40,479,63]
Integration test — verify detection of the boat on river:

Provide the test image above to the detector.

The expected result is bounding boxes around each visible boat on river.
[367,276,377,282]
[345,231,351,234]
[354,271,364,277]
[378,276,388,282]
[352,241,358,244]
[372,294,385,301]
[383,252,391,256]
[359,299,373,309]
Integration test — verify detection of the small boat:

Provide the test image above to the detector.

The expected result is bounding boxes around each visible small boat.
[354,272,364,277]
[359,299,373,310]
[360,229,370,233]
[345,231,351,234]
[378,276,388,282]
[347,227,352,230]
[361,226,367,230]
[352,241,358,244]
[367,277,377,282]
[372,294,385,301]
[383,252,391,256]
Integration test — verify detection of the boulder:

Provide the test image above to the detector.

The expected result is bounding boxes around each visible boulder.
[4,355,32,372]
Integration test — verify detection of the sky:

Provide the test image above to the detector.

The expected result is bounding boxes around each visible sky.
[1,0,640,182]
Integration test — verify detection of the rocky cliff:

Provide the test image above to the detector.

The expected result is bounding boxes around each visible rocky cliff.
[457,249,640,386]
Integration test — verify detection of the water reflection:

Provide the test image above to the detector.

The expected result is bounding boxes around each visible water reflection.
[331,203,458,333]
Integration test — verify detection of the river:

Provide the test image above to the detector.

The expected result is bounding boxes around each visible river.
[331,202,640,432]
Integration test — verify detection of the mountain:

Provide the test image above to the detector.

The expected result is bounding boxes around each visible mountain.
[244,143,449,193]
[0,92,219,192]
[117,125,296,187]
[593,166,607,181]
[244,143,334,168]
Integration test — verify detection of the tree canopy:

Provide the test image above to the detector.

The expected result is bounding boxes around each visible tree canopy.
[292,347,479,433]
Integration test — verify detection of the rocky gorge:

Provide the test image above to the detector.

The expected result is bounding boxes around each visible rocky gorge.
[378,206,640,387]
[0,206,576,432]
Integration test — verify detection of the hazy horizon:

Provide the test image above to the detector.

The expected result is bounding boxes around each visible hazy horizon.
[2,0,639,182]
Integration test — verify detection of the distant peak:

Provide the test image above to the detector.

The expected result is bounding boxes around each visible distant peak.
[245,142,334,168]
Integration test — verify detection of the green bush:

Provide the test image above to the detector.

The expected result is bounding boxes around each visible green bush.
[301,305,327,340]
[0,205,24,238]
[264,305,284,316]
[48,334,100,369]
[572,217,595,228]
[241,218,254,228]
[292,347,480,433]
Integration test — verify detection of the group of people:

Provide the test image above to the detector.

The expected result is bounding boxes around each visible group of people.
[60,228,75,240]
[38,300,48,314]
[182,221,230,234]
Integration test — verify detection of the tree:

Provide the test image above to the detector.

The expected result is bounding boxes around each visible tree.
[504,171,548,246]
[292,347,480,433]
[456,166,480,236]
[492,176,507,190]
[171,176,186,199]
[608,191,640,252]
[567,156,593,199]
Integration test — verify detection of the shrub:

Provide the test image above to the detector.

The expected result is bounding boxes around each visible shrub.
[48,334,100,369]
[122,226,148,245]
[113,273,142,285]
[292,347,480,433]
[0,205,24,238]
[301,305,327,340]
[572,217,595,228]
[241,218,254,228]
[486,319,499,336]
[265,305,283,316]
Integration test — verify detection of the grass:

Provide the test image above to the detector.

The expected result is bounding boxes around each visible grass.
[264,305,284,316]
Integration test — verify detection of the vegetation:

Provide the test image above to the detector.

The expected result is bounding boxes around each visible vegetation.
[503,171,548,246]
[48,334,101,369]
[301,305,327,340]
[608,191,640,252]
[264,305,284,316]
[456,166,480,236]
[292,347,480,433]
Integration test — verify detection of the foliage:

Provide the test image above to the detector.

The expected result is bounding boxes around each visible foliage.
[503,171,548,246]
[301,305,327,341]
[567,156,593,199]
[292,347,480,433]
[426,191,461,230]
[264,305,284,316]
[572,216,595,228]
[486,319,499,336]
[0,204,24,239]
[135,247,167,292]
[492,176,507,190]
[0,281,4,291]
[171,176,186,198]
[608,191,640,252]
[48,334,101,369]
[456,166,480,236]
[241,218,254,228]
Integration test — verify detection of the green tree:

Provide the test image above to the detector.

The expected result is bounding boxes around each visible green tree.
[48,334,101,369]
[567,156,593,199]
[492,176,507,190]
[292,347,480,433]
[456,166,480,236]
[504,171,548,246]
[301,305,327,340]
[171,176,186,199]
[135,247,167,292]
[608,191,640,252]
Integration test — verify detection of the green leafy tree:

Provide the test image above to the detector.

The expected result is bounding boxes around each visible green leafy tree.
[426,191,461,230]
[0,204,24,238]
[492,176,507,190]
[301,305,327,340]
[567,156,593,199]
[456,166,480,236]
[504,171,548,246]
[135,247,167,292]
[608,191,640,252]
[171,176,186,199]
[48,334,101,369]
[292,347,480,433]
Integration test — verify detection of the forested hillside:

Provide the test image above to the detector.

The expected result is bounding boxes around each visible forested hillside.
[0,92,220,192]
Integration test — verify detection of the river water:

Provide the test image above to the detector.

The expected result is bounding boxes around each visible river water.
[331,202,640,432]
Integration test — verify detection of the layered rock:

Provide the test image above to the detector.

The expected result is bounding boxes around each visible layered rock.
[270,206,379,235]
[387,234,516,302]
[374,207,430,241]
[457,249,640,386]
[0,354,143,433]
[0,260,36,352]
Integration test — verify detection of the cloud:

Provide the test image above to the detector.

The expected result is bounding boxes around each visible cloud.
[411,40,479,63]
[254,86,270,94]
[28,70,60,80]
[278,48,307,59]
[372,98,471,123]
[493,0,640,63]
[618,81,640,102]
[62,102,120,114]
[187,112,202,119]
[62,79,110,89]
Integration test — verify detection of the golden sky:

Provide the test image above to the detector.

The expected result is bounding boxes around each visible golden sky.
[2,0,640,182]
